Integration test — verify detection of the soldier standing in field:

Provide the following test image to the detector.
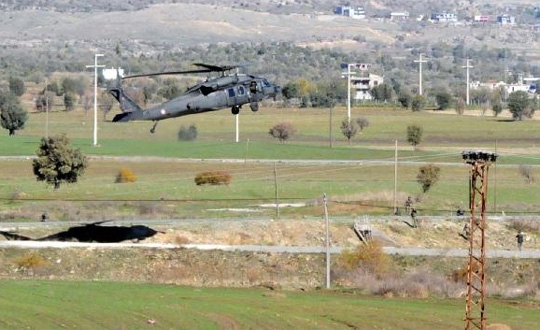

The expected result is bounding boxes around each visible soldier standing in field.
[516,230,524,252]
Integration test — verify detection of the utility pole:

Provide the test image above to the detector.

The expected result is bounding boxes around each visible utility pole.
[323,193,331,289]
[329,106,333,148]
[86,54,105,147]
[414,53,427,95]
[235,67,240,143]
[462,150,498,330]
[274,162,279,220]
[342,63,356,123]
[463,59,474,105]
[393,140,398,214]
[44,78,49,139]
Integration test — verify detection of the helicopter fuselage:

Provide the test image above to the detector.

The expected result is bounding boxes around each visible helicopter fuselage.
[111,74,280,124]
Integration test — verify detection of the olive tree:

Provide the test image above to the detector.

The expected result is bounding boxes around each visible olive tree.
[406,125,423,150]
[9,76,26,97]
[508,91,531,121]
[32,135,88,190]
[0,91,28,136]
[417,164,441,193]
[411,95,426,112]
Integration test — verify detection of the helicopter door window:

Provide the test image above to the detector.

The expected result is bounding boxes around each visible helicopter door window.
[228,88,236,98]
[249,81,257,93]
[238,86,245,95]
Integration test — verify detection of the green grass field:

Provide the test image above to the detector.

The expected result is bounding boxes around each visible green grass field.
[1,106,540,218]
[0,279,538,329]
[3,106,540,162]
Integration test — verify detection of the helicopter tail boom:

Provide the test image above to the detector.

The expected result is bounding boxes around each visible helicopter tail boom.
[108,87,143,114]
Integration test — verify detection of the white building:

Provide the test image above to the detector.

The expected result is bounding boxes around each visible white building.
[473,15,490,23]
[471,80,536,96]
[497,14,515,25]
[431,12,458,23]
[102,67,124,80]
[351,74,384,100]
[390,12,410,21]
[334,6,366,19]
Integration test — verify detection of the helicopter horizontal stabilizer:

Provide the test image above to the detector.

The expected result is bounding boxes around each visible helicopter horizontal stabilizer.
[112,112,134,122]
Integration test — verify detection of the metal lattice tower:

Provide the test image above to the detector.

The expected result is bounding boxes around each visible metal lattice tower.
[462,151,498,330]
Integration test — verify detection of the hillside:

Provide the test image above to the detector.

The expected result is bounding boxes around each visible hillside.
[0,3,399,46]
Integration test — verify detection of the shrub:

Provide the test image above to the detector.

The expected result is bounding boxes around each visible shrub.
[340,119,358,145]
[455,98,466,115]
[411,95,426,112]
[398,91,412,108]
[356,117,370,131]
[435,91,454,110]
[518,164,534,184]
[194,171,232,186]
[337,241,392,276]
[406,124,423,149]
[416,164,441,193]
[13,253,47,276]
[178,124,198,141]
[492,102,503,117]
[115,167,137,183]
[269,122,296,143]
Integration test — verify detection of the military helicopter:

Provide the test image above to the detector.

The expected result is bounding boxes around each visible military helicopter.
[109,63,281,133]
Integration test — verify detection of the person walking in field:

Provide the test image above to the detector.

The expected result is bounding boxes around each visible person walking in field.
[516,230,524,252]
[410,208,418,228]
[405,196,413,215]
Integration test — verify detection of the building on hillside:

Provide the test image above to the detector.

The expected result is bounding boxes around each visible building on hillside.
[473,15,491,23]
[431,12,458,23]
[351,74,384,100]
[390,12,410,21]
[471,80,536,96]
[102,67,125,80]
[497,14,515,25]
[334,6,366,19]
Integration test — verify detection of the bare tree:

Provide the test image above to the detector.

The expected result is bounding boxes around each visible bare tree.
[340,119,358,145]
[519,165,535,184]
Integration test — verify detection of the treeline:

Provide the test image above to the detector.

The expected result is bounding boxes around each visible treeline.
[1,40,539,112]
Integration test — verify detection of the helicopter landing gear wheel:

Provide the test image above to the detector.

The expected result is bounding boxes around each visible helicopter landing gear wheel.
[150,121,159,134]
[231,105,240,115]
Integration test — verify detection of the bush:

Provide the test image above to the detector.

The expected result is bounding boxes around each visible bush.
[269,122,296,143]
[178,124,198,141]
[115,167,137,183]
[356,117,370,131]
[519,164,535,184]
[398,91,412,108]
[406,124,423,149]
[455,98,466,115]
[492,103,503,117]
[337,241,392,276]
[194,171,232,186]
[416,164,441,193]
[13,253,47,276]
[411,95,426,112]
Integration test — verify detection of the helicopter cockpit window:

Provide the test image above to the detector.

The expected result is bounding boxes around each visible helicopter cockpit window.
[238,86,245,95]
[228,88,236,97]
[263,79,271,87]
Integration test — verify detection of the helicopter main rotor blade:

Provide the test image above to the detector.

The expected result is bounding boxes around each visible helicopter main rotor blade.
[123,69,212,79]
[192,63,238,72]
